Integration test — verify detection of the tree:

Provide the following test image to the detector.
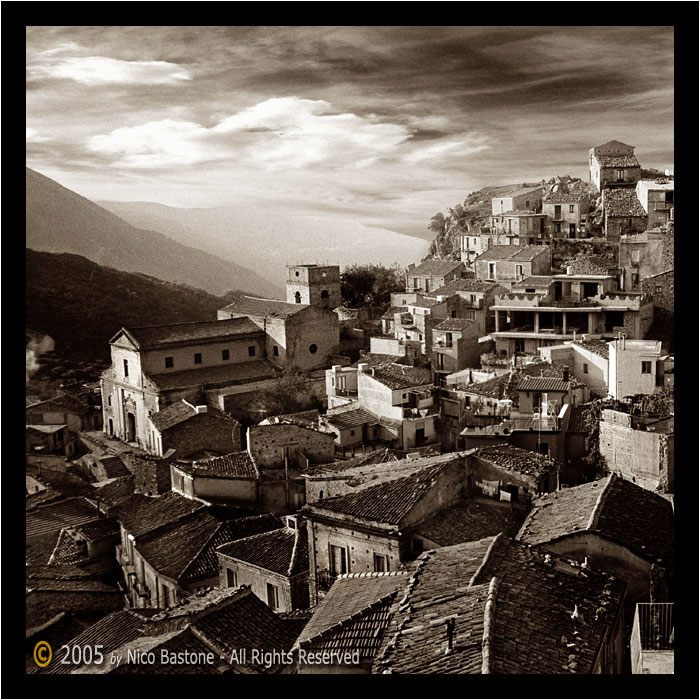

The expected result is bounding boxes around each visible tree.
[340,263,405,308]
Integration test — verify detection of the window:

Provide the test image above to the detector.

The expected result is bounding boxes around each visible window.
[555,223,561,233]
[665,191,674,203]
[295,270,300,277]
[286,517,297,529]
[616,169,625,181]
[525,200,530,209]
[319,490,324,500]
[161,583,169,607]
[294,291,301,303]
[451,310,457,318]
[273,345,279,356]
[569,205,575,213]
[123,359,129,377]
[418,334,422,341]
[165,356,174,368]
[248,346,256,357]
[226,568,237,588]
[515,264,523,278]
[488,262,496,279]
[194,353,202,364]
[309,344,318,354]
[350,430,355,437]
[631,250,640,263]
[445,333,452,344]
[329,544,348,576]
[222,349,230,361]
[641,361,652,374]
[266,583,280,610]
[655,285,662,294]
[320,289,329,299]
[108,396,112,407]
[373,553,389,572]
[583,363,589,374]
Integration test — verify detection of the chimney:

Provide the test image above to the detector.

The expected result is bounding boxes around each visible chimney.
[562,366,569,382]
[444,617,456,654]
[566,265,574,276]
[195,405,208,414]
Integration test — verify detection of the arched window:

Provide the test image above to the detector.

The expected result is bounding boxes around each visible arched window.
[319,490,324,500]
[320,289,329,299]
[294,291,301,303]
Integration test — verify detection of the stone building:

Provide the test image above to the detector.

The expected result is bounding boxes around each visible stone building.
[618,230,668,292]
[217,515,309,612]
[608,338,664,399]
[589,140,641,192]
[491,186,543,216]
[431,317,481,379]
[602,188,648,240]
[542,187,591,238]
[405,260,465,294]
[474,245,551,288]
[489,211,546,242]
[641,269,674,314]
[635,180,674,229]
[286,263,341,309]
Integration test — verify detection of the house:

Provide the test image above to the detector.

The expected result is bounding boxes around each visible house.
[405,260,465,294]
[539,339,610,397]
[489,211,546,244]
[599,409,674,492]
[589,140,641,191]
[48,516,121,576]
[467,443,559,505]
[146,399,242,458]
[635,180,674,229]
[125,453,172,496]
[640,269,674,315]
[474,245,551,288]
[543,186,592,238]
[217,515,309,612]
[217,295,340,373]
[116,492,280,608]
[608,338,663,399]
[602,188,648,240]
[26,394,101,454]
[302,455,469,604]
[101,319,280,449]
[392,297,448,355]
[286,263,341,309]
[372,534,626,674]
[517,473,673,603]
[293,571,410,673]
[431,317,481,378]
[618,230,669,292]
[491,186,543,216]
[26,424,76,458]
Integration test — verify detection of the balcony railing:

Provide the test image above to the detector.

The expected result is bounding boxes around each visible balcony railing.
[634,603,674,651]
[434,340,453,348]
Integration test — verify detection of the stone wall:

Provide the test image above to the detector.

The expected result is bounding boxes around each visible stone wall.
[248,424,336,469]
[161,413,243,458]
[641,270,674,314]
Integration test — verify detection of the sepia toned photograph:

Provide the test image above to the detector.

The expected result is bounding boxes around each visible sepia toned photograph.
[25,25,676,679]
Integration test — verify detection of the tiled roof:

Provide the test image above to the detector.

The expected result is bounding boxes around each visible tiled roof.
[596,154,640,168]
[26,488,65,510]
[26,589,124,632]
[516,376,570,393]
[374,535,627,674]
[499,186,543,198]
[25,467,94,498]
[472,444,559,478]
[305,463,449,527]
[148,359,279,391]
[150,400,238,432]
[92,475,136,507]
[97,455,130,479]
[603,188,647,217]
[566,405,594,434]
[219,295,309,319]
[365,362,432,390]
[260,409,321,430]
[72,516,121,542]
[138,511,282,583]
[562,255,617,275]
[116,317,263,349]
[26,394,87,414]
[35,609,158,675]
[323,407,379,430]
[49,530,89,566]
[26,497,101,540]
[303,448,399,477]
[381,305,407,319]
[26,564,93,581]
[462,374,506,398]
[217,525,308,577]
[27,423,67,435]
[175,451,260,480]
[543,187,589,203]
[593,140,634,153]
[573,339,609,358]
[119,491,206,539]
[435,317,476,332]
[431,278,500,296]
[295,571,408,658]
[414,500,522,546]
[409,297,445,309]
[408,260,464,277]
[476,245,549,262]
[517,474,673,563]
[512,276,554,289]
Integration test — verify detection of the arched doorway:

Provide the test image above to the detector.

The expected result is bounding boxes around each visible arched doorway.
[126,412,136,443]
[294,291,301,303]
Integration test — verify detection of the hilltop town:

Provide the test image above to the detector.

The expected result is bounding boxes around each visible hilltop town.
[26,140,674,675]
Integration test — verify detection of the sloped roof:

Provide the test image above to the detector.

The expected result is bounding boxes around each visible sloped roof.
[544,187,590,203]
[596,154,640,168]
[118,491,206,539]
[512,276,554,289]
[217,525,308,577]
[593,139,634,153]
[322,407,379,430]
[435,317,476,332]
[259,409,321,430]
[603,188,647,217]
[303,448,399,477]
[471,444,559,478]
[462,374,506,398]
[408,260,464,277]
[97,455,130,479]
[431,278,501,296]
[516,376,570,393]
[113,317,263,348]
[175,451,260,480]
[573,339,610,358]
[26,587,124,632]
[366,362,432,390]
[26,497,101,540]
[566,404,594,434]
[219,295,309,319]
[304,463,449,527]
[148,359,279,391]
[498,185,543,198]
[517,473,673,563]
[476,245,549,262]
[149,400,238,432]
[25,466,94,498]
[26,394,87,414]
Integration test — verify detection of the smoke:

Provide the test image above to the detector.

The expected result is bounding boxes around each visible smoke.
[26,333,55,384]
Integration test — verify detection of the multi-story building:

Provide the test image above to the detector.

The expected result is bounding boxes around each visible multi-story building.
[489,211,546,242]
[635,180,674,229]
[405,260,465,294]
[608,338,663,400]
[431,317,481,380]
[618,230,669,291]
[542,188,591,238]
[474,245,551,288]
[589,140,641,191]
[602,188,648,240]
[491,186,543,216]
[286,264,341,309]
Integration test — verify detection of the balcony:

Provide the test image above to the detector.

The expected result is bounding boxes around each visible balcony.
[316,569,337,593]
[631,603,674,674]
[434,339,453,349]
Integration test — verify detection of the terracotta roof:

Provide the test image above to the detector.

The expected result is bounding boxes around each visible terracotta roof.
[516,376,570,393]
[260,409,321,430]
[472,444,559,479]
[435,317,476,332]
[47,530,88,566]
[596,154,640,168]
[414,500,522,546]
[219,295,309,320]
[365,362,432,390]
[567,405,594,434]
[73,516,120,542]
[26,588,124,632]
[322,407,379,430]
[97,455,130,479]
[151,401,237,433]
[217,525,308,577]
[431,278,501,296]
[544,187,590,203]
[26,497,101,540]
[295,571,408,659]
[92,475,136,507]
[462,374,506,398]
[148,359,279,391]
[573,339,609,358]
[25,467,93,498]
[374,535,627,674]
[137,511,282,583]
[119,491,206,539]
[115,318,263,348]
[26,394,87,414]
[512,276,554,289]
[476,245,549,262]
[303,448,399,477]
[381,305,408,319]
[499,186,543,198]
[593,140,634,153]
[26,563,94,581]
[517,474,673,563]
[562,255,617,276]
[304,462,450,527]
[175,451,259,480]
[408,260,464,277]
[603,188,647,218]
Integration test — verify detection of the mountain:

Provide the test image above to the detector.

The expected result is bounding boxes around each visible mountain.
[97,200,429,284]
[26,249,246,363]
[26,168,280,297]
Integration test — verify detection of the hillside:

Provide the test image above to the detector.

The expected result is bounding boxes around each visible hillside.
[26,168,280,297]
[26,249,247,368]
[97,200,429,284]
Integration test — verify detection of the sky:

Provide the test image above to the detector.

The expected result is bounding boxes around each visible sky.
[26,26,674,238]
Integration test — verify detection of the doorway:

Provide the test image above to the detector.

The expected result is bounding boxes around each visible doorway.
[569,223,576,238]
[126,412,136,442]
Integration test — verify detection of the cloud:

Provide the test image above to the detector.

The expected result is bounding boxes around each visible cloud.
[402,137,491,164]
[26,127,52,143]
[29,43,191,85]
